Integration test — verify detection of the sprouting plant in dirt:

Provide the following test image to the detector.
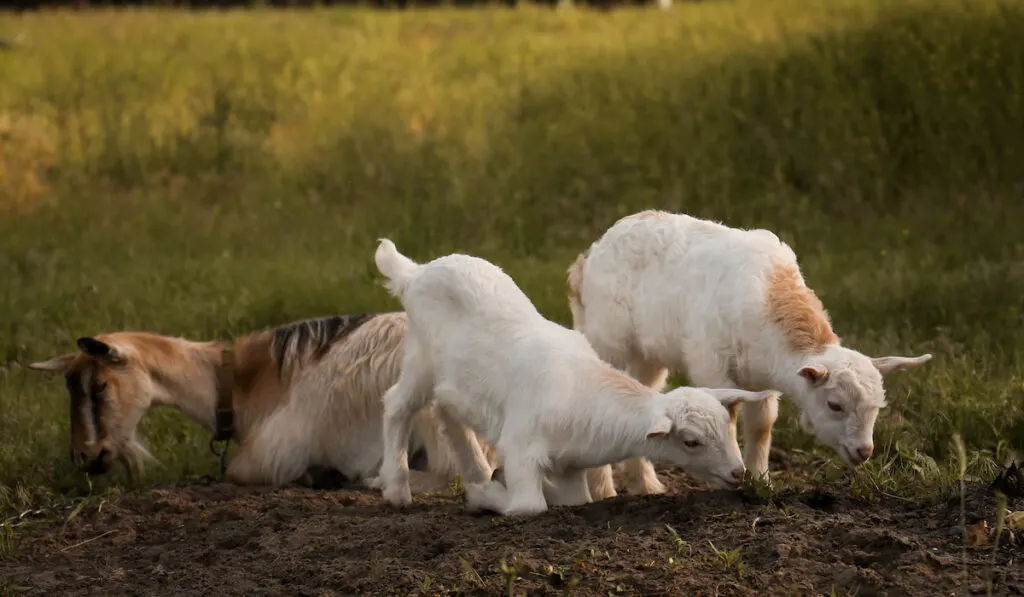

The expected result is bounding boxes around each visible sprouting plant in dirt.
[415,574,433,595]
[498,555,523,597]
[539,562,579,596]
[741,472,774,502]
[448,474,465,497]
[0,525,16,561]
[848,466,882,504]
[828,586,860,597]
[458,555,485,589]
[705,540,746,575]
[663,523,692,569]
[986,491,1009,597]
[954,433,969,588]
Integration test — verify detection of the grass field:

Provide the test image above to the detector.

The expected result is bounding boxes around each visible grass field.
[0,1,1023,593]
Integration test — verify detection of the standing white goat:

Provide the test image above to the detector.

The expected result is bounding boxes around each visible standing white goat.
[567,210,932,499]
[373,239,778,516]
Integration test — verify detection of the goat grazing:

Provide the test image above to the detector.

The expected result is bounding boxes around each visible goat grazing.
[567,210,932,499]
[373,238,778,516]
[29,313,495,490]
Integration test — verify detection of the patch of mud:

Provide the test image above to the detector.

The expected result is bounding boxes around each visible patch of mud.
[2,469,1022,597]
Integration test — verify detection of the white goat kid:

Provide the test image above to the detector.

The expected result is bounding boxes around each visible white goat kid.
[568,210,932,499]
[29,313,495,491]
[373,239,778,516]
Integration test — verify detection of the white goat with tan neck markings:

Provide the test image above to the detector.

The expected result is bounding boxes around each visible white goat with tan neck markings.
[373,238,778,516]
[567,210,933,500]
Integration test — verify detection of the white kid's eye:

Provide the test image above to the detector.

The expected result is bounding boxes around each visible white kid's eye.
[683,439,702,448]
[827,401,843,413]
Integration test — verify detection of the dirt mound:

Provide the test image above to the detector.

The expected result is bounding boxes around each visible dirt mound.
[2,469,1022,597]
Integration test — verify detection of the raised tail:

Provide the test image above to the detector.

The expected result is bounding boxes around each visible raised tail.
[374,238,420,299]
[566,247,590,331]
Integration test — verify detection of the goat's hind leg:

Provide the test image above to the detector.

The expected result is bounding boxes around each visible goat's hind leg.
[379,355,434,507]
[466,452,547,517]
[433,396,493,484]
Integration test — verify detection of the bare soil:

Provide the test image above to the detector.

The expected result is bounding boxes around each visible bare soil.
[2,465,1022,597]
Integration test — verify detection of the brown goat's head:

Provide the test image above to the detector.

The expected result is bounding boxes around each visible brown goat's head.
[29,334,167,476]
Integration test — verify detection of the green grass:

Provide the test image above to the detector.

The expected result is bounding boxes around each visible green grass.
[0,0,1022,514]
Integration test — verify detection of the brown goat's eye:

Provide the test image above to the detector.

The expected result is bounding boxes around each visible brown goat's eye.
[827,401,843,413]
[684,439,702,448]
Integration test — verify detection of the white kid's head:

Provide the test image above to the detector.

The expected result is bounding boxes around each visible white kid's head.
[795,346,932,466]
[644,387,780,490]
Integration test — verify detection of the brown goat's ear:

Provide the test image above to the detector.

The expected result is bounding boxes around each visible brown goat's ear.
[28,353,78,374]
[76,337,125,363]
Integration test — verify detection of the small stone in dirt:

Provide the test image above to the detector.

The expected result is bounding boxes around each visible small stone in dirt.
[776,543,792,559]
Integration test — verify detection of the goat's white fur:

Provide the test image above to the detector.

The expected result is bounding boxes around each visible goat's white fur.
[373,238,777,516]
[567,210,932,499]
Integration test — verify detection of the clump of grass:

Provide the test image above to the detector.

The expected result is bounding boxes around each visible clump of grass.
[0,0,1022,512]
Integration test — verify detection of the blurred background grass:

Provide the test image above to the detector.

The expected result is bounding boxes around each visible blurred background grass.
[0,0,1022,508]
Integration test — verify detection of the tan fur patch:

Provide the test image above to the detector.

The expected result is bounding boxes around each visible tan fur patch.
[231,331,285,434]
[566,247,590,313]
[727,403,740,446]
[597,367,651,400]
[765,263,838,354]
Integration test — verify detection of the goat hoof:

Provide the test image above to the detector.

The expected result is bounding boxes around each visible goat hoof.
[490,467,505,486]
[383,485,413,507]
[463,482,491,513]
[627,478,667,496]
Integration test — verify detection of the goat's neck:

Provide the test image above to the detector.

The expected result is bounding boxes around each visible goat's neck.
[146,340,226,433]
[574,380,663,465]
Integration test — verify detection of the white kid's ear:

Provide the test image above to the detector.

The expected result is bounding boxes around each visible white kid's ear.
[703,388,781,409]
[28,353,78,374]
[646,415,674,438]
[799,363,829,386]
[871,353,932,376]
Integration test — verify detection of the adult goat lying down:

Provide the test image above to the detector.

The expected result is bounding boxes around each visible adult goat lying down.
[567,210,933,500]
[373,239,778,516]
[29,313,496,490]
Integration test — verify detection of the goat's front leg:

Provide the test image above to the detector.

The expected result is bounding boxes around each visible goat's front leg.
[544,468,592,507]
[740,393,778,483]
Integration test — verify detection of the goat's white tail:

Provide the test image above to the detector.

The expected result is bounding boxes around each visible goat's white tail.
[566,247,590,331]
[375,238,420,298]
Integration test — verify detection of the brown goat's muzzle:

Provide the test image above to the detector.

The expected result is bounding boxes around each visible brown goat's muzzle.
[73,447,113,475]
